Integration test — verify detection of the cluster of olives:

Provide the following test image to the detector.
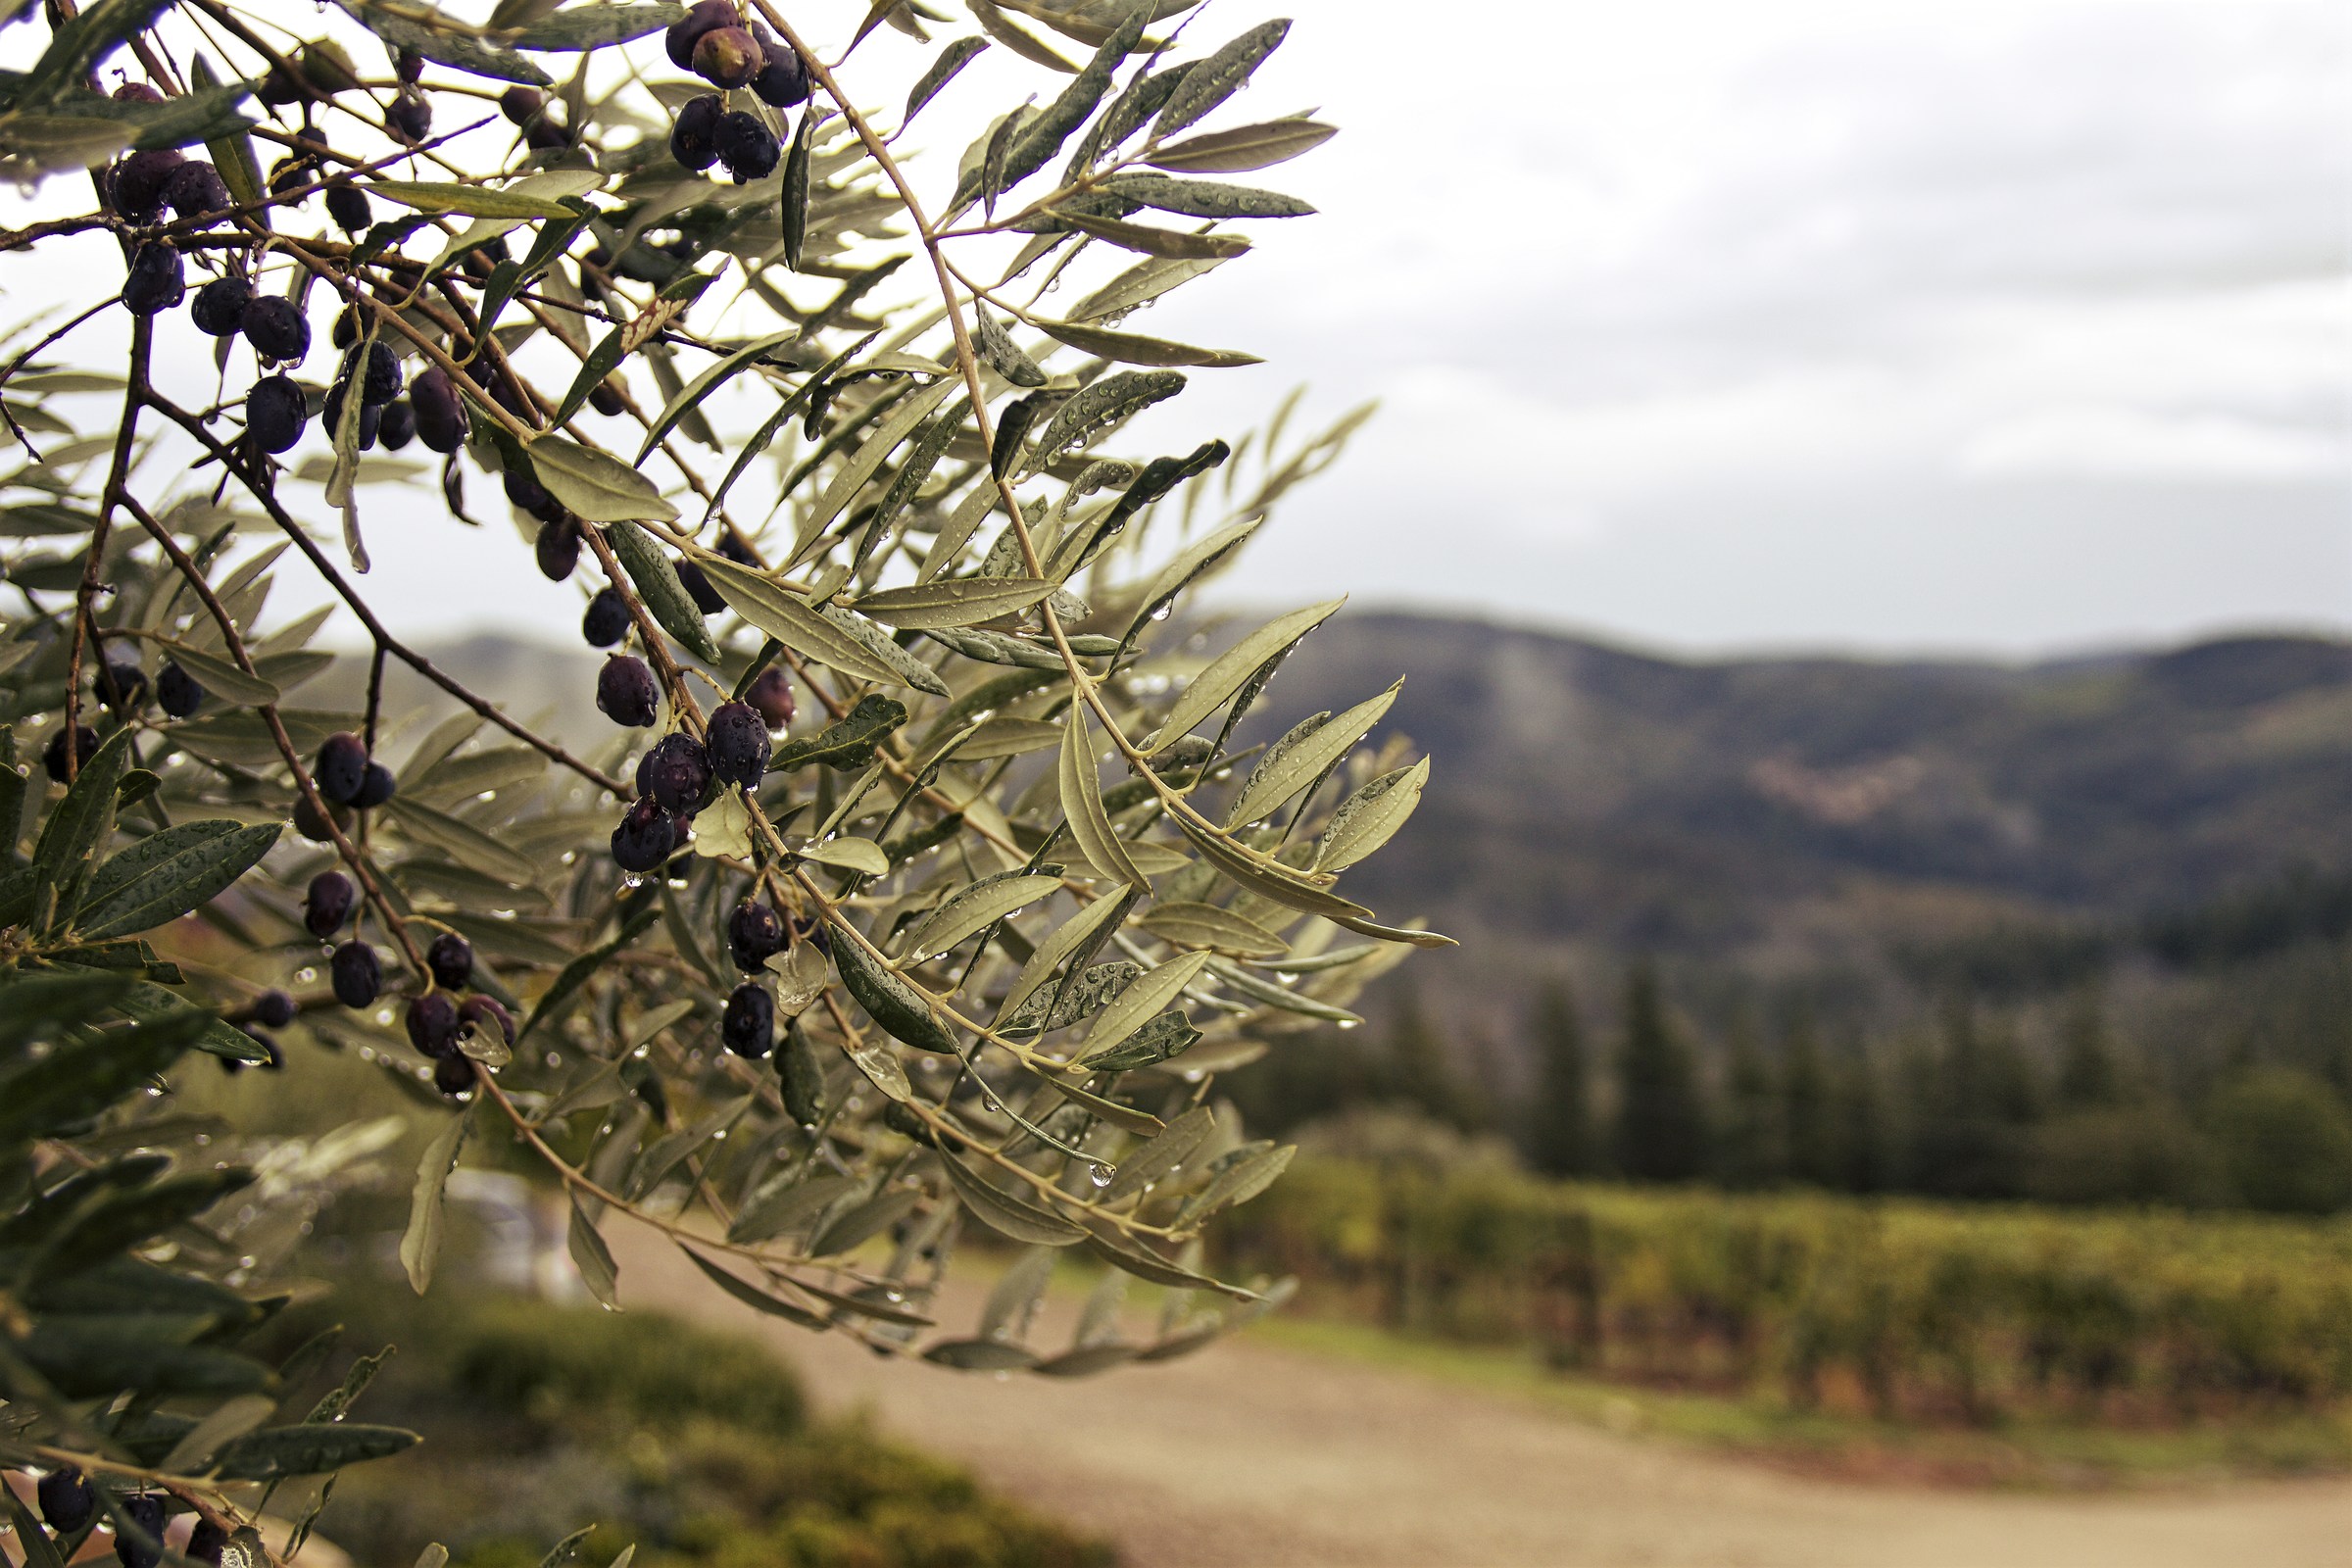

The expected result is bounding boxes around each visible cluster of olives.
[720,897,794,1056]
[663,1,810,184]
[291,728,397,846]
[38,655,207,780]
[33,1468,215,1568]
[304,867,509,1097]
[112,90,237,319]
[605,693,772,875]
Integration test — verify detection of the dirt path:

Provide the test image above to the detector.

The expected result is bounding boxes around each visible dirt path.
[610,1220,2351,1568]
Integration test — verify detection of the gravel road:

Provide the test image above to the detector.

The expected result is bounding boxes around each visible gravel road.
[611,1218,2352,1568]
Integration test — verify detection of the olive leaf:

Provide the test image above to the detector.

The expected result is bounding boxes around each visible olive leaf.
[1146,117,1335,172]
[528,438,680,525]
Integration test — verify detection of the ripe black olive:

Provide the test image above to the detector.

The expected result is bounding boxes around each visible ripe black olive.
[315,730,368,804]
[246,373,309,454]
[582,586,631,648]
[707,700,770,790]
[122,242,184,315]
[241,294,311,362]
[610,796,678,873]
[597,654,661,728]
[406,992,461,1058]
[410,365,467,452]
[727,899,784,971]
[329,940,381,1007]
[305,870,355,937]
[721,981,774,1057]
[637,731,712,813]
[426,930,473,990]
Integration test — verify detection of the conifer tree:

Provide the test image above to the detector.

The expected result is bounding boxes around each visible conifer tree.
[1715,1009,1784,1188]
[1783,1004,1841,1188]
[1527,980,1596,1176]
[1611,960,1709,1181]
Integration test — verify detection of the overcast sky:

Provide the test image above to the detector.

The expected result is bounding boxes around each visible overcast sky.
[5,0,2344,659]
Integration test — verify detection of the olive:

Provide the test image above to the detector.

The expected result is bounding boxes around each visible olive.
[241,294,311,362]
[36,1465,93,1531]
[426,931,473,990]
[305,870,355,937]
[692,25,764,90]
[727,899,785,972]
[377,398,416,451]
[406,992,461,1058]
[41,724,97,782]
[713,111,779,183]
[325,182,371,231]
[675,558,726,614]
[110,148,183,220]
[329,940,381,1007]
[637,731,712,813]
[315,730,368,804]
[536,518,582,581]
[433,1052,476,1097]
[745,666,796,729]
[582,586,631,648]
[246,373,310,453]
[597,654,661,728]
[157,660,205,716]
[749,29,811,109]
[353,759,397,808]
[670,93,723,172]
[360,338,402,406]
[410,366,468,452]
[666,0,737,70]
[707,700,771,790]
[122,242,184,315]
[191,275,252,336]
[610,796,678,873]
[162,160,233,223]
[388,92,431,143]
[115,1493,167,1568]
[722,982,774,1057]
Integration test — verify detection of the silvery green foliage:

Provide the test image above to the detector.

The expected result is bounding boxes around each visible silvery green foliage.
[0,3,1446,1458]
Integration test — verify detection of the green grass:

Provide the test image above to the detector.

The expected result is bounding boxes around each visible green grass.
[1247,1311,2352,1489]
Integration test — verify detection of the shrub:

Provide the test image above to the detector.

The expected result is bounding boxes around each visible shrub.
[2208,1068,2352,1214]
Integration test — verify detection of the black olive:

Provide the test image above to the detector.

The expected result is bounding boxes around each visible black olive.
[191,275,252,337]
[610,796,678,873]
[410,365,468,452]
[582,586,631,648]
[727,899,785,972]
[110,148,184,220]
[325,182,371,231]
[305,870,355,937]
[406,992,461,1057]
[745,666,795,729]
[536,518,582,581]
[377,398,416,451]
[426,931,473,990]
[353,759,397,808]
[637,731,712,813]
[122,242,185,315]
[42,724,98,782]
[713,111,779,183]
[246,373,309,454]
[241,294,312,362]
[707,700,771,790]
[670,93,724,172]
[315,730,368,804]
[157,659,205,716]
[597,654,661,728]
[330,940,381,1007]
[721,981,774,1057]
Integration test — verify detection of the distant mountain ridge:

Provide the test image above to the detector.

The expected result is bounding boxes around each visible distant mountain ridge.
[1252,614,2351,1018]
